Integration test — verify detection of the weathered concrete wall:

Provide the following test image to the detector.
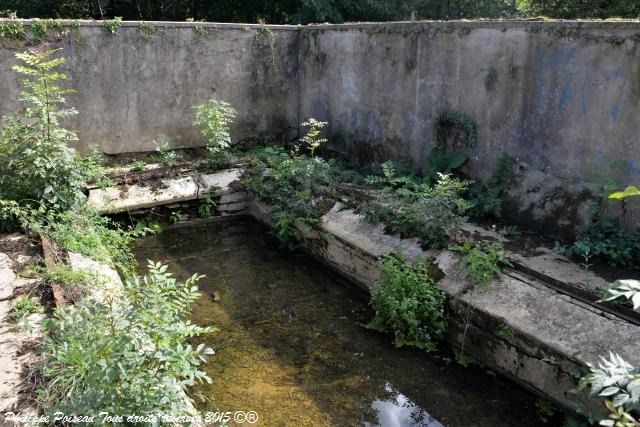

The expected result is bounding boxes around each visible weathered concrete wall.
[0,21,299,154]
[299,21,640,237]
[2,19,640,237]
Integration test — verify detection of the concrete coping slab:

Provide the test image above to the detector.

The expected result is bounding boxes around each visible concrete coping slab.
[317,204,640,368]
[88,169,242,214]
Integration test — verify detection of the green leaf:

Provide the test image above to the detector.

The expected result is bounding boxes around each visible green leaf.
[608,186,640,200]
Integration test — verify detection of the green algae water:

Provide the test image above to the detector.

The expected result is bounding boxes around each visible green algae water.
[134,218,558,427]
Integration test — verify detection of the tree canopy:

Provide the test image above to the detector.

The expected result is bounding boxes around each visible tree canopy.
[0,0,638,23]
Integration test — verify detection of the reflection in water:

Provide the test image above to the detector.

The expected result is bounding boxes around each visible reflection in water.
[367,383,444,427]
[134,218,558,427]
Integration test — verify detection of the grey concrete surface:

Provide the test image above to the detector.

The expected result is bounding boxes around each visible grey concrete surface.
[0,21,299,154]
[2,19,639,237]
[88,168,242,213]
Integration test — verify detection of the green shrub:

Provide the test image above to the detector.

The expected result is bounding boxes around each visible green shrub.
[360,172,471,249]
[578,353,640,427]
[601,279,640,310]
[467,153,513,220]
[0,49,103,212]
[296,118,328,157]
[30,19,47,41]
[192,99,237,155]
[367,254,447,351]
[453,241,512,285]
[365,160,421,192]
[242,144,356,248]
[29,207,143,274]
[555,219,640,268]
[138,21,156,40]
[131,160,146,172]
[198,197,216,218]
[169,210,182,224]
[103,17,122,35]
[0,22,25,40]
[39,261,214,417]
[153,135,178,168]
[433,109,477,148]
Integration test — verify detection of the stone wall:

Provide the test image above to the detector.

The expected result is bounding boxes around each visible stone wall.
[299,21,640,237]
[1,19,639,237]
[0,21,300,154]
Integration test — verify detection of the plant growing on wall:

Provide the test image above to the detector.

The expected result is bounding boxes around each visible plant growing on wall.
[0,49,101,211]
[30,19,47,41]
[578,352,640,427]
[555,219,640,268]
[367,254,447,351]
[193,99,237,155]
[103,17,122,35]
[433,109,477,149]
[153,135,178,168]
[242,143,357,248]
[467,153,514,219]
[602,279,640,310]
[138,21,156,40]
[254,19,276,67]
[360,171,471,249]
[452,241,512,286]
[0,22,25,40]
[297,118,328,157]
[485,66,499,90]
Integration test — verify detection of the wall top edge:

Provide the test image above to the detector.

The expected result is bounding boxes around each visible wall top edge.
[2,18,640,31]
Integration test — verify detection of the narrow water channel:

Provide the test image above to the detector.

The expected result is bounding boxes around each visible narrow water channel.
[134,218,557,427]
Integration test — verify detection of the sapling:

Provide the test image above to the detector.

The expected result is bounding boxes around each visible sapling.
[297,118,328,157]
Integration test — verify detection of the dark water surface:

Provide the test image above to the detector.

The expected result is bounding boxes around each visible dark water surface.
[134,218,554,427]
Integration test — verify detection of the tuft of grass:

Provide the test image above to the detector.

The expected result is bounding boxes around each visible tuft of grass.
[8,296,41,323]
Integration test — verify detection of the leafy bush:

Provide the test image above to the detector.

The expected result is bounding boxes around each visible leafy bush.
[193,99,237,155]
[453,241,512,286]
[131,160,146,172]
[296,118,328,157]
[103,17,122,34]
[360,172,471,249]
[0,49,103,212]
[39,261,214,417]
[367,254,447,351]
[578,352,640,427]
[602,279,640,310]
[198,197,216,218]
[153,135,178,168]
[365,160,421,192]
[467,153,513,220]
[169,210,182,224]
[28,207,143,274]
[242,145,355,248]
[555,219,640,268]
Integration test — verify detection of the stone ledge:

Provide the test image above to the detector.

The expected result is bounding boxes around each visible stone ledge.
[88,169,242,214]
